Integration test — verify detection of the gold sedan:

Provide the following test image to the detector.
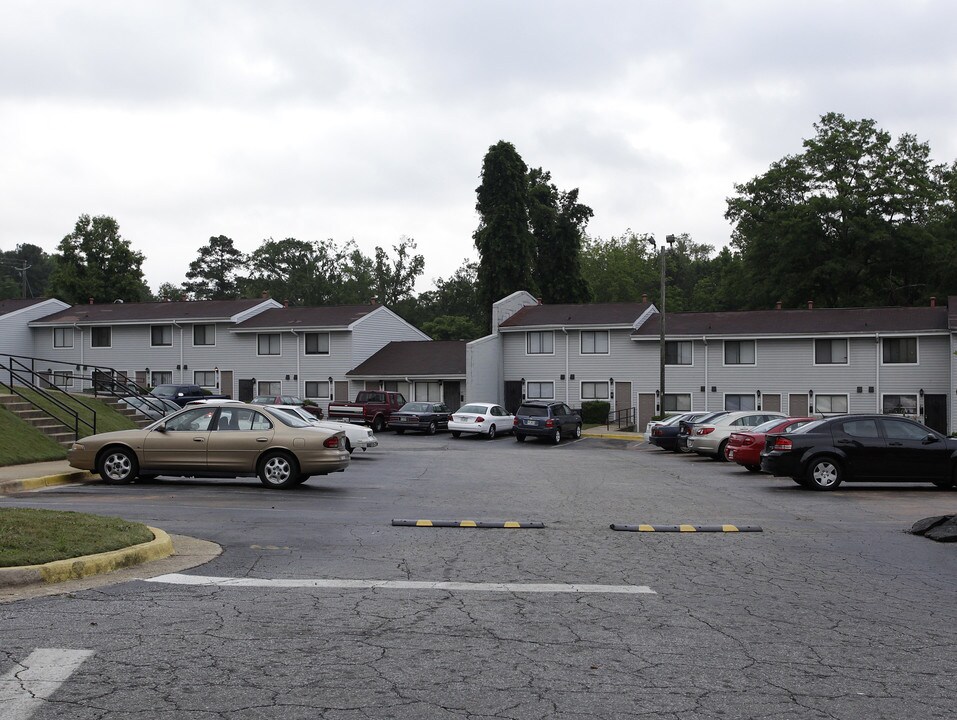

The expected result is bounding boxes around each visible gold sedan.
[67,403,350,489]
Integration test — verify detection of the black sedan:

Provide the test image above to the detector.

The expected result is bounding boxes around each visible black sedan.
[388,402,452,435]
[650,412,708,451]
[761,414,957,490]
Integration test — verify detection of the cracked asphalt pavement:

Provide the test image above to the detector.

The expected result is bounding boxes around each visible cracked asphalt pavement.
[1,434,954,719]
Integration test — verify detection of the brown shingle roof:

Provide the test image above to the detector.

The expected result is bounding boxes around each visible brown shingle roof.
[632,305,949,338]
[233,305,378,331]
[347,341,466,378]
[0,298,49,316]
[500,302,654,328]
[30,299,274,325]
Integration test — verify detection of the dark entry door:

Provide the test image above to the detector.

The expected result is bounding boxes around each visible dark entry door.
[238,378,255,402]
[924,394,946,434]
[504,381,523,414]
[443,381,462,412]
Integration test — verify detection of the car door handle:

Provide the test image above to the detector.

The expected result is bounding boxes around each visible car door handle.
[256,437,269,443]
[888,441,903,446]
[193,437,205,443]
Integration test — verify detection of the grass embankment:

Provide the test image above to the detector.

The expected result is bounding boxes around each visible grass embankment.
[0,388,139,466]
[0,508,153,567]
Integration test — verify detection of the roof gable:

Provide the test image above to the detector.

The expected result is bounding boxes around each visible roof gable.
[347,341,466,377]
[29,298,278,326]
[232,304,382,331]
[499,301,654,329]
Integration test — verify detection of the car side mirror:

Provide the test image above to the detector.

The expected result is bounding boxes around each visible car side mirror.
[923,434,939,444]
[156,423,167,433]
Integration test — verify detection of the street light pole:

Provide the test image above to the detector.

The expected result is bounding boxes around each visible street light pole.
[659,234,676,415]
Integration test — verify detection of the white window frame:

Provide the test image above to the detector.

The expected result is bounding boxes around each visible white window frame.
[663,393,692,412]
[526,381,555,400]
[257,333,282,356]
[53,327,74,349]
[581,381,610,400]
[90,326,112,348]
[52,370,73,388]
[304,332,330,355]
[150,325,173,347]
[723,340,756,366]
[814,393,849,414]
[813,338,849,366]
[151,370,172,386]
[413,381,442,402]
[194,370,217,388]
[882,393,919,415]
[258,381,281,396]
[304,380,331,399]
[193,324,216,347]
[723,393,757,411]
[526,331,554,355]
[881,337,918,365]
[665,340,693,366]
[580,330,609,355]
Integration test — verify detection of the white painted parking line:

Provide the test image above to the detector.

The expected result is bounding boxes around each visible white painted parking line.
[0,649,94,720]
[146,573,656,594]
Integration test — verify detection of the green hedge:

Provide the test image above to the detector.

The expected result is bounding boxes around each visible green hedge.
[580,400,610,424]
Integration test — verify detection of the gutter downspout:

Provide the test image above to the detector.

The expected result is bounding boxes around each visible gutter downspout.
[562,327,569,403]
[74,324,84,390]
[875,333,881,413]
[702,336,708,412]
[290,330,301,395]
[173,322,184,383]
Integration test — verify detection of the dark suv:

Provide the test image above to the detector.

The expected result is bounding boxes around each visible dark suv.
[513,401,582,444]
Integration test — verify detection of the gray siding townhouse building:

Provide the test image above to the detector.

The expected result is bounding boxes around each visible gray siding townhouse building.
[21,298,428,415]
[467,293,956,434]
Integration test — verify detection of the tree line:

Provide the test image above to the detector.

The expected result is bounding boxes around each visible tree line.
[3,113,956,339]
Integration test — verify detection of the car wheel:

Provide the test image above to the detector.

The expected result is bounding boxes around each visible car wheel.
[344,438,354,454]
[394,429,405,435]
[427,421,437,436]
[515,433,525,443]
[806,457,843,490]
[716,440,729,461]
[451,431,461,438]
[97,447,139,484]
[258,451,301,489]
[573,424,582,439]
[745,464,762,473]
[932,476,955,489]
[487,424,497,440]
[552,427,562,444]
[372,416,385,433]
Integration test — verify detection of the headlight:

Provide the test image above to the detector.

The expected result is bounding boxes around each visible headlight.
[70,443,85,451]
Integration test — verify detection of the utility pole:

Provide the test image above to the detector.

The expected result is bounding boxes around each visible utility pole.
[659,234,676,415]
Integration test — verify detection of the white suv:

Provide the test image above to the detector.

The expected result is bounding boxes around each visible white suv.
[686,411,787,460]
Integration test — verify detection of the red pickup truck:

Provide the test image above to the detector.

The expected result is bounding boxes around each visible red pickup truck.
[327,390,407,432]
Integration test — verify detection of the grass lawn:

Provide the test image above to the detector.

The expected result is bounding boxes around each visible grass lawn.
[0,508,153,567]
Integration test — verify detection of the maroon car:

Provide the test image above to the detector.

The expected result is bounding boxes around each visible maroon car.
[725,417,814,472]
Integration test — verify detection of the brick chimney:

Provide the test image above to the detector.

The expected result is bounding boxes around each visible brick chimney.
[261,290,269,299]
[370,296,377,305]
[642,293,648,303]
[807,300,814,310]
[775,301,782,310]
[930,296,937,307]
[283,300,289,308]
[88,297,94,304]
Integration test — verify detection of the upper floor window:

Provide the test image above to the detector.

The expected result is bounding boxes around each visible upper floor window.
[527,331,554,355]
[581,330,609,354]
[724,340,755,365]
[665,340,692,365]
[814,338,848,365]
[305,332,330,355]
[90,327,111,348]
[53,327,74,349]
[151,325,172,347]
[258,333,281,356]
[193,324,215,346]
[882,337,917,364]
[526,381,554,400]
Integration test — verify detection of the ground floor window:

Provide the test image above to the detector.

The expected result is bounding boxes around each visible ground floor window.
[883,394,918,415]
[53,371,73,388]
[258,381,281,396]
[663,393,691,411]
[414,381,442,402]
[526,381,554,400]
[724,394,756,411]
[814,394,848,414]
[304,380,331,399]
[151,371,172,386]
[194,370,217,387]
[581,381,609,400]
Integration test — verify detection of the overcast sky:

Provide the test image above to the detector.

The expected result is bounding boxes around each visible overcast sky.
[2,0,955,296]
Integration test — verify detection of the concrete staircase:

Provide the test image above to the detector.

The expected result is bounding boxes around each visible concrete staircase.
[95,396,154,428]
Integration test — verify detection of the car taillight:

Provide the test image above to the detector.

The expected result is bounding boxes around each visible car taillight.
[653,427,662,436]
[475,416,485,423]
[696,427,715,435]
[513,418,519,426]
[545,418,555,427]
[772,437,792,451]
[741,436,754,446]
[323,436,341,448]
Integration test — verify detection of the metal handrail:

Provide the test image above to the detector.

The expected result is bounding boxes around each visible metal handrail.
[606,407,637,431]
[1,362,93,440]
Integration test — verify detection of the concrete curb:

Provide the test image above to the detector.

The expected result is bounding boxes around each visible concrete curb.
[0,526,174,588]
[0,470,95,495]
[582,431,645,441]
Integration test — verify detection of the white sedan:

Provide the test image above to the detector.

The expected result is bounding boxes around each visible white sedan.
[448,402,514,440]
[266,405,378,454]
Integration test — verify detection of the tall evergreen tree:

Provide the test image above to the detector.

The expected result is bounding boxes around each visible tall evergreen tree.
[182,235,245,300]
[473,141,537,317]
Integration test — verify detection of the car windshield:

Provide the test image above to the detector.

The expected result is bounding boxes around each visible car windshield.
[401,403,432,413]
[151,385,177,398]
[662,414,688,426]
[268,409,313,428]
[518,405,548,417]
[788,418,828,434]
[457,404,488,414]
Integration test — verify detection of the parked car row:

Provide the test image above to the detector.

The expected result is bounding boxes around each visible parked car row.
[649,409,957,490]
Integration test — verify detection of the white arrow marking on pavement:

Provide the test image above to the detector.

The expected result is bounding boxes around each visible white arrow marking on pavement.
[0,649,94,720]
[145,573,655,594]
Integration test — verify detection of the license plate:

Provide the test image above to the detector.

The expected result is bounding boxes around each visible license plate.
[526,420,538,426]
[727,450,734,459]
